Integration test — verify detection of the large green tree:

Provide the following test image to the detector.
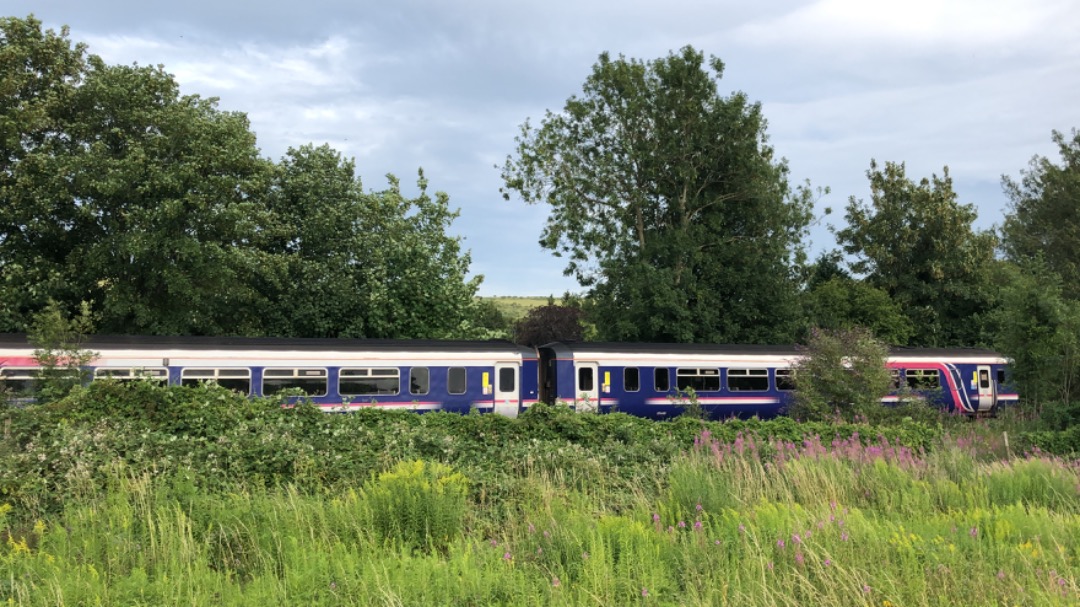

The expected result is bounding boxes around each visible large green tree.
[1,16,483,338]
[1002,129,1080,300]
[501,47,813,343]
[835,161,997,346]
[0,16,274,334]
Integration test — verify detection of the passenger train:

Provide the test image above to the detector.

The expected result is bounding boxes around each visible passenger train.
[0,334,1017,418]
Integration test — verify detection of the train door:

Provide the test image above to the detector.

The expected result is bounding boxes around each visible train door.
[493,363,520,418]
[976,365,997,413]
[576,362,599,412]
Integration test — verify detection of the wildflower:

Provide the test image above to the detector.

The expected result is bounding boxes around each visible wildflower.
[694,521,703,531]
[696,503,703,512]
[795,551,804,565]
[767,561,774,570]
[678,521,687,528]
[503,551,512,560]
[792,533,802,544]
[528,523,535,533]
[714,539,721,545]
[642,588,649,597]
[863,585,871,594]
[823,558,832,567]
[777,539,786,549]
[970,527,978,538]
[553,577,561,588]
[997,570,1005,580]
[490,539,498,547]
[653,513,660,522]
[738,524,746,534]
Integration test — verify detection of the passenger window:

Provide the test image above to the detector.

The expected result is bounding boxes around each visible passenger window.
[448,367,467,395]
[677,368,721,392]
[727,369,768,391]
[264,368,328,397]
[339,368,398,396]
[624,367,640,392]
[654,368,669,392]
[578,367,594,392]
[775,369,796,391]
[410,367,429,395]
[498,367,516,392]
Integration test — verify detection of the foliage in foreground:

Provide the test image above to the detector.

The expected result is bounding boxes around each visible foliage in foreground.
[2,425,1078,605]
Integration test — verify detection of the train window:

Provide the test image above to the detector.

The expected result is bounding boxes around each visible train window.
[340,368,398,396]
[677,368,721,392]
[263,368,327,397]
[624,367,640,392]
[94,368,167,381]
[889,369,902,389]
[775,369,796,391]
[979,369,990,389]
[181,368,251,394]
[997,369,1005,384]
[498,367,516,392]
[578,367,594,392]
[906,369,940,390]
[728,369,768,391]
[448,367,467,395]
[654,368,670,392]
[410,367,429,395]
[0,368,40,397]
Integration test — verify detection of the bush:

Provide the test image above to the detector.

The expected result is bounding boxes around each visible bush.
[361,460,469,555]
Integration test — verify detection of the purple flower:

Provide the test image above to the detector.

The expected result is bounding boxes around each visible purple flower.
[738,524,746,534]
[823,559,832,567]
[777,539,786,549]
[694,521,703,531]
[653,513,660,522]
[553,577,561,587]
[767,561,774,570]
[970,527,978,538]
[696,503,703,512]
[863,585,871,594]
[795,551,804,565]
[841,531,849,542]
[792,533,802,544]
[642,588,649,597]
[678,521,687,528]
[503,551,512,560]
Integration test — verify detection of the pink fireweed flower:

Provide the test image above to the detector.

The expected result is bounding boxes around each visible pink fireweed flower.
[777,539,786,549]
[552,577,561,587]
[841,531,849,542]
[738,524,746,534]
[642,588,649,597]
[970,527,979,538]
[503,551,512,561]
[767,561,774,570]
[795,551,804,566]
[696,503,703,512]
[694,521,703,531]
[823,558,832,567]
[997,570,1006,580]
[792,533,802,544]
[863,585,871,594]
[678,521,687,528]
[653,513,660,522]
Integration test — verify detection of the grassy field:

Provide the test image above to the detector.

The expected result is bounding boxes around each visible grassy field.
[487,296,553,321]
[2,394,1077,605]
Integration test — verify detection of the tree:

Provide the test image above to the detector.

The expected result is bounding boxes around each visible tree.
[835,161,998,346]
[265,145,481,338]
[1002,129,1080,300]
[803,276,914,345]
[512,302,585,347]
[501,47,814,344]
[994,259,1080,426]
[27,299,97,402]
[789,327,895,422]
[0,16,275,335]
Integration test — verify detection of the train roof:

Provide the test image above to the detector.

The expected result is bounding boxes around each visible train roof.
[0,334,535,356]
[540,341,1006,360]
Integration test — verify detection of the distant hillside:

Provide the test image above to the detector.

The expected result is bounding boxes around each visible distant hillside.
[485,296,552,321]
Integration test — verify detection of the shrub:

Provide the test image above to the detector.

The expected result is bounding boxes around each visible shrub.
[361,460,469,555]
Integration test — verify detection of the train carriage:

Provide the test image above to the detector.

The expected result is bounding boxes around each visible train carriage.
[0,335,540,416]
[539,342,1018,418]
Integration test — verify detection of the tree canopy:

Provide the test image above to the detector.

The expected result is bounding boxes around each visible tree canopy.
[500,46,813,343]
[835,161,997,347]
[0,16,482,338]
[1002,129,1080,300]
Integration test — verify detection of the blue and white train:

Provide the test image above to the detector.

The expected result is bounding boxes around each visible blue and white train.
[0,335,1016,417]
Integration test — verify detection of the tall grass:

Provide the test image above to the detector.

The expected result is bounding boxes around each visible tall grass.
[2,432,1077,605]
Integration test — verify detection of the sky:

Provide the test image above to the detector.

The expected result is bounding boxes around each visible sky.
[9,1,1080,296]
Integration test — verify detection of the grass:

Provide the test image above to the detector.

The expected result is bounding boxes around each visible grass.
[2,425,1077,606]
[487,296,555,321]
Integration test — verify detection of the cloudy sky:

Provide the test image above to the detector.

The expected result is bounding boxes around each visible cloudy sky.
[10,1,1079,295]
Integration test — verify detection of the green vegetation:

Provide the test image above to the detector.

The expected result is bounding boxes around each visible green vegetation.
[489,296,553,322]
[1,384,1077,605]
